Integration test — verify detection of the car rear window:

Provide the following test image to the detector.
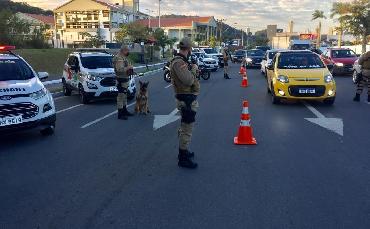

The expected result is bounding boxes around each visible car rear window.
[80,56,113,69]
[0,58,34,81]
[278,53,325,69]
[247,50,264,56]
[235,50,245,55]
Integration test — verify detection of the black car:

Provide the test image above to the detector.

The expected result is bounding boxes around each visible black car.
[232,50,246,63]
[245,49,265,68]
[256,46,271,53]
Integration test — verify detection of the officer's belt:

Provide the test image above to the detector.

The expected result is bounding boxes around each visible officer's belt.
[176,94,197,104]
[116,77,130,83]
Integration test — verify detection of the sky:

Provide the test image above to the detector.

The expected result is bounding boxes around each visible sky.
[14,0,344,33]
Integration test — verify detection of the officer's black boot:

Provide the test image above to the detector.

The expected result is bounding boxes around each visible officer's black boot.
[118,109,128,120]
[178,149,197,169]
[223,73,227,79]
[367,95,370,104]
[123,107,134,117]
[177,150,195,159]
[225,73,231,79]
[353,93,360,102]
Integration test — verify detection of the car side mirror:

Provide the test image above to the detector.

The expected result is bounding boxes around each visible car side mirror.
[38,72,49,80]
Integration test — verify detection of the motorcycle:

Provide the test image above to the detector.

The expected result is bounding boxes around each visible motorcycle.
[197,64,211,80]
[163,61,171,83]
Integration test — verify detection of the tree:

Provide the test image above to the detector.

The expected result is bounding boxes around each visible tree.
[80,31,105,48]
[209,36,217,48]
[153,28,174,58]
[312,10,326,48]
[331,0,370,53]
[115,22,149,43]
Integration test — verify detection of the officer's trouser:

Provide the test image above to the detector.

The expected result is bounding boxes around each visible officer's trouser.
[356,69,370,95]
[224,61,229,74]
[117,81,129,109]
[176,98,199,150]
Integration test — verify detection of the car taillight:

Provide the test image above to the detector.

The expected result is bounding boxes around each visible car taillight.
[0,46,16,51]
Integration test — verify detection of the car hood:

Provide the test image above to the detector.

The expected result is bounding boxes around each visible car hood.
[203,58,217,62]
[0,77,43,95]
[331,57,357,65]
[277,68,329,79]
[87,68,115,76]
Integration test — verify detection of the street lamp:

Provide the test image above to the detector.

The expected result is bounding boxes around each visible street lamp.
[145,9,154,28]
[158,0,162,28]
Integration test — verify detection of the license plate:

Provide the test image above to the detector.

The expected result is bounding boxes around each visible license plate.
[109,87,118,92]
[299,88,316,94]
[0,115,23,127]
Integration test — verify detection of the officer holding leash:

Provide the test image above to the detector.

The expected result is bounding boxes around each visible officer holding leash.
[113,45,134,120]
[354,51,370,103]
[170,37,200,169]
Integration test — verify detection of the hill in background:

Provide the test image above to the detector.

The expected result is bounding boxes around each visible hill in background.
[0,0,53,15]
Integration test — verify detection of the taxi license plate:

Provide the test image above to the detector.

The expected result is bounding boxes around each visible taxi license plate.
[0,116,23,127]
[299,88,316,94]
[109,87,118,92]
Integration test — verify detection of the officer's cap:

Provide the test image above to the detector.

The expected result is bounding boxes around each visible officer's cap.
[179,37,193,49]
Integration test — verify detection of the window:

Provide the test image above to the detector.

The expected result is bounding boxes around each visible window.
[80,56,113,69]
[103,22,110,28]
[0,59,34,81]
[332,50,357,58]
[103,10,110,17]
[278,53,325,69]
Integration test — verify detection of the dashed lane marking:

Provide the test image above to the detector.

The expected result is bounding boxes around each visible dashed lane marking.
[56,104,84,114]
[165,84,172,89]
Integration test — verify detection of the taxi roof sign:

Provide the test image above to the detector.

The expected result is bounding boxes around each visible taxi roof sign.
[0,46,16,51]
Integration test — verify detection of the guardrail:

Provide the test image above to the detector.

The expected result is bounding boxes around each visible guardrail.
[42,62,166,86]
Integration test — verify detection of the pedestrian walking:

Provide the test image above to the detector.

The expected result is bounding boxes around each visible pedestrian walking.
[113,45,134,120]
[170,37,200,169]
[222,47,231,79]
[354,51,370,103]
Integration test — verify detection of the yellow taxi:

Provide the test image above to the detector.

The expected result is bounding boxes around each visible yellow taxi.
[266,50,336,105]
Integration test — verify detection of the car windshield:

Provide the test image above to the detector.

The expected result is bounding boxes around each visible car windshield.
[278,53,325,69]
[203,48,217,54]
[193,53,202,58]
[256,46,270,52]
[247,50,264,56]
[332,50,357,58]
[235,50,245,55]
[0,58,34,81]
[268,52,277,59]
[80,56,113,69]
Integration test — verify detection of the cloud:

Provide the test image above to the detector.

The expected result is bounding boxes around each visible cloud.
[16,0,339,33]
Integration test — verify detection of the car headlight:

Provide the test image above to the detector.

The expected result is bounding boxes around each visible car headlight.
[246,58,253,62]
[324,74,333,83]
[30,88,47,100]
[335,62,344,67]
[86,73,102,81]
[277,75,289,83]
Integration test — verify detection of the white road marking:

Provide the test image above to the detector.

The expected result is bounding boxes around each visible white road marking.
[153,108,180,131]
[303,102,344,136]
[56,104,84,114]
[165,84,172,89]
[80,102,135,129]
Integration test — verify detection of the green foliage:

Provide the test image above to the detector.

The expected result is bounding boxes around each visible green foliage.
[0,0,53,15]
[116,22,149,43]
[209,36,217,48]
[255,36,269,47]
[312,10,326,21]
[79,32,105,48]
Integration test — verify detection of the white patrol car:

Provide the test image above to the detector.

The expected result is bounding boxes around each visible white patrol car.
[0,46,56,135]
[62,49,136,104]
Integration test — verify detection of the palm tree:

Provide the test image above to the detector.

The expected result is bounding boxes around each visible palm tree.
[330,2,351,48]
[312,10,326,48]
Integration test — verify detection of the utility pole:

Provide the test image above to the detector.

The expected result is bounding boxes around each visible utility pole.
[217,19,226,45]
[241,29,244,47]
[158,0,162,28]
[146,9,154,29]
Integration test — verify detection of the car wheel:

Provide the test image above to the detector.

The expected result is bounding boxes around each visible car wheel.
[40,123,55,136]
[271,84,280,104]
[79,84,90,104]
[324,97,335,105]
[62,79,72,96]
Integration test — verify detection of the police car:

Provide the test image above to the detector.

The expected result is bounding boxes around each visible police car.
[62,49,136,104]
[0,46,56,135]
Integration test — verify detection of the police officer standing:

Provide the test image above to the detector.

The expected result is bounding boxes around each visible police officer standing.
[113,45,134,120]
[222,47,231,79]
[354,51,370,103]
[170,37,200,169]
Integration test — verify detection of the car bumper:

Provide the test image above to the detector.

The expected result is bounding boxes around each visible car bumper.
[84,80,136,97]
[333,65,354,75]
[273,82,336,100]
[0,114,56,134]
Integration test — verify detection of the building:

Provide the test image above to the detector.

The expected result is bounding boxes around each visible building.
[137,16,218,41]
[271,32,300,49]
[16,13,55,44]
[266,25,277,46]
[53,0,147,48]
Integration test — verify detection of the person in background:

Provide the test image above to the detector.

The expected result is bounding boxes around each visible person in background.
[354,51,370,103]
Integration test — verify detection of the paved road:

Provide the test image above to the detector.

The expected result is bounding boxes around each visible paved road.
[1,64,370,229]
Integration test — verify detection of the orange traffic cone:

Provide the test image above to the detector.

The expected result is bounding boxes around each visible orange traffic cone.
[241,73,248,87]
[234,101,257,145]
[239,66,246,75]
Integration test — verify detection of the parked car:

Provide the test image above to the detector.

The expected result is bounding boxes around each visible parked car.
[62,49,136,104]
[352,59,362,84]
[201,48,224,67]
[245,49,265,68]
[255,46,271,53]
[192,52,218,71]
[232,49,246,63]
[266,50,336,105]
[0,45,56,135]
[261,49,282,76]
[321,48,359,75]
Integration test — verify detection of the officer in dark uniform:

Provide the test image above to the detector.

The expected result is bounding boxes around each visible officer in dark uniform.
[354,51,370,103]
[223,47,231,79]
[170,37,200,169]
[113,45,134,120]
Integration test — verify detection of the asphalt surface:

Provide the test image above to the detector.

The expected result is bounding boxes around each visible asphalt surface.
[1,64,370,229]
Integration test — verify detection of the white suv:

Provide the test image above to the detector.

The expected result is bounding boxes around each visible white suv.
[0,46,56,135]
[62,49,136,104]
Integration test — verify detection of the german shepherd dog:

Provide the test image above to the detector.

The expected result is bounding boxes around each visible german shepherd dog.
[135,81,150,115]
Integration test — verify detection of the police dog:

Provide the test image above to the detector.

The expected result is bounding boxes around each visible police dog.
[135,81,150,115]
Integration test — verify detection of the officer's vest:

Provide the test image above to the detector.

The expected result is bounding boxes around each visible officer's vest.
[170,56,200,95]
[362,52,370,70]
[113,54,129,79]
